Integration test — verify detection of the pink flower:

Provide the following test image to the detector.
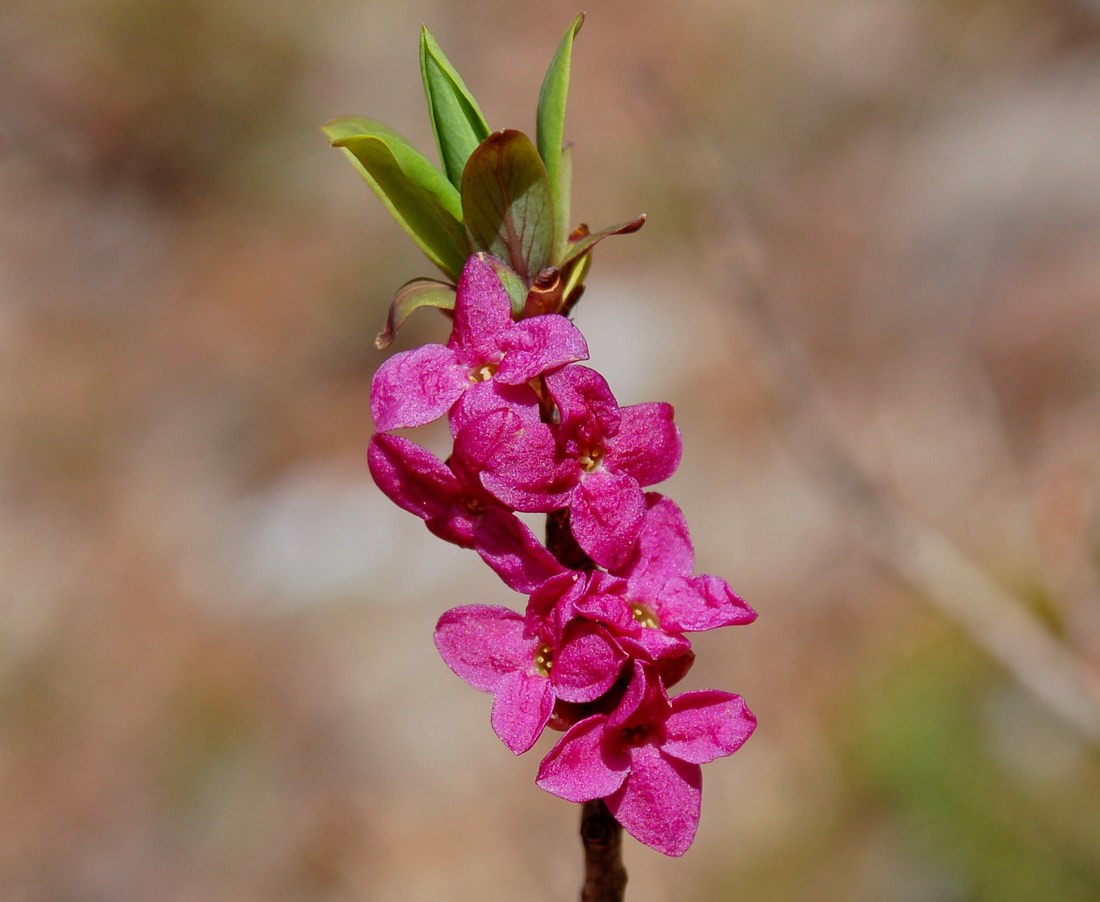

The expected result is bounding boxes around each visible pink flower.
[546,367,680,570]
[370,254,589,431]
[434,605,627,754]
[525,569,696,693]
[475,365,681,570]
[520,494,753,682]
[536,662,756,856]
[609,493,757,633]
[449,406,575,514]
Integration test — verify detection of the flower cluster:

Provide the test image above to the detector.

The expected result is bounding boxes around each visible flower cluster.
[369,253,756,856]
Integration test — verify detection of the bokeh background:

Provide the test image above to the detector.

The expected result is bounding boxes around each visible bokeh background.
[3,0,1100,899]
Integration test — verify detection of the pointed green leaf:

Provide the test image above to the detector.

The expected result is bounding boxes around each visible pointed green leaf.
[536,14,584,213]
[558,216,647,316]
[560,214,647,269]
[375,277,456,349]
[552,145,573,262]
[420,26,491,189]
[323,117,468,279]
[461,130,555,284]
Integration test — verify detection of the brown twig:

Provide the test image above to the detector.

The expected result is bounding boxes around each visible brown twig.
[580,800,628,902]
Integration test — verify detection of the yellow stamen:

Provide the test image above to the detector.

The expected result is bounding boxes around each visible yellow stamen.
[534,644,554,677]
[578,446,604,472]
[630,602,660,629]
[469,363,498,383]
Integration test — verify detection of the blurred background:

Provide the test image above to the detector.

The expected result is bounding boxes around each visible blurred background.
[3,0,1100,898]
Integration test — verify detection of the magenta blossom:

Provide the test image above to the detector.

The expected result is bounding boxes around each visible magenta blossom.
[370,254,589,432]
[449,406,575,514]
[609,493,757,633]
[525,569,696,693]
[435,604,627,754]
[474,365,681,570]
[545,366,680,570]
[536,662,756,856]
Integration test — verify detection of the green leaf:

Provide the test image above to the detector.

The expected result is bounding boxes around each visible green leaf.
[461,130,555,284]
[558,216,646,315]
[560,214,647,269]
[375,277,456,349]
[536,13,584,219]
[552,145,573,262]
[420,26,491,189]
[323,117,468,279]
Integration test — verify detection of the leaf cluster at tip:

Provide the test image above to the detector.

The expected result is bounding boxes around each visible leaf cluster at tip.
[324,13,645,346]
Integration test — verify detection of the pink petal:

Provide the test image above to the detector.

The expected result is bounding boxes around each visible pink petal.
[607,660,672,731]
[453,406,541,472]
[570,470,646,570]
[465,410,574,512]
[474,508,564,594]
[663,691,756,765]
[450,254,514,361]
[655,646,696,690]
[370,343,468,430]
[606,659,650,730]
[448,380,541,436]
[545,365,621,442]
[571,575,636,633]
[525,571,588,644]
[607,745,702,857]
[491,670,554,755]
[657,575,758,632]
[536,715,630,803]
[606,402,681,487]
[434,606,531,693]
[617,493,694,593]
[496,315,589,384]
[367,433,460,523]
[551,622,628,703]
[616,629,694,668]
[424,510,479,549]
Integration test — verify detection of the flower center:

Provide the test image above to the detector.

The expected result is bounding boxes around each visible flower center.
[578,445,605,472]
[630,602,660,629]
[534,644,554,677]
[463,496,486,514]
[469,362,498,383]
[619,723,657,747]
